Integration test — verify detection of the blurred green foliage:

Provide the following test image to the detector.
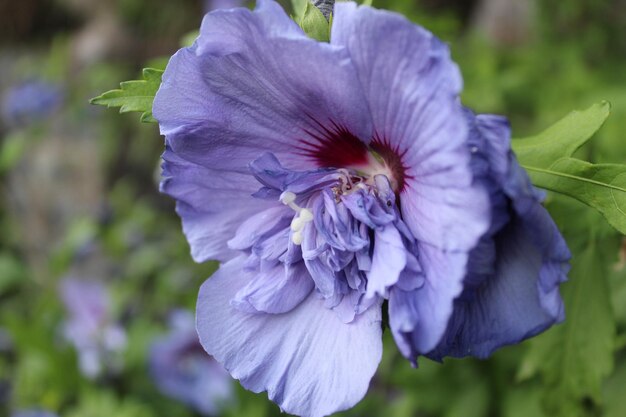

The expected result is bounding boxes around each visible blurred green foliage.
[1,0,625,417]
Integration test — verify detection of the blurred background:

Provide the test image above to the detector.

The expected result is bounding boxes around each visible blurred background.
[0,0,625,416]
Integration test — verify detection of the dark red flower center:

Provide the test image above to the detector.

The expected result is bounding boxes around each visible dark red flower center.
[296,123,408,192]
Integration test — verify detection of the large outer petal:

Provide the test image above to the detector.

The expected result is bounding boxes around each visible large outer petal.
[197,256,383,417]
[332,3,490,354]
[156,0,372,262]
[161,147,273,262]
[427,215,567,360]
[332,3,490,252]
[155,0,372,172]
[426,114,569,360]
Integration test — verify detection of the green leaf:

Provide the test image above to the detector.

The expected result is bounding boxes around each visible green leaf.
[512,102,611,168]
[523,160,626,234]
[290,0,308,22]
[519,200,617,417]
[298,1,330,42]
[604,359,626,417]
[512,102,626,234]
[90,68,163,123]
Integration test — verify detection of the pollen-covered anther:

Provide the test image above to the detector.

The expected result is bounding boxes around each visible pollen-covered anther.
[279,191,313,245]
[291,216,304,231]
[290,209,313,231]
[279,191,297,207]
[291,230,304,245]
[332,170,368,201]
[289,208,313,245]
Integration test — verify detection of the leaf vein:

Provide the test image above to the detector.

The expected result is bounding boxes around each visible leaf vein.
[522,165,626,193]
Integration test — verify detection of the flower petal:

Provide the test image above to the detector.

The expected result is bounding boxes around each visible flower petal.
[333,5,489,355]
[154,0,372,174]
[366,225,406,298]
[161,147,273,262]
[197,256,383,417]
[157,0,374,263]
[388,287,419,361]
[427,217,567,360]
[227,206,292,251]
[332,3,490,252]
[425,112,570,360]
[232,261,314,314]
[393,243,468,356]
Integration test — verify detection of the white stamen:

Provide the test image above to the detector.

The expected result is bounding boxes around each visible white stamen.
[280,191,296,205]
[279,191,314,245]
[291,216,304,231]
[280,190,304,212]
[290,210,313,244]
[292,230,303,245]
[299,208,313,222]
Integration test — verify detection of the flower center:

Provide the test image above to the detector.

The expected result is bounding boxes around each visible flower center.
[330,169,368,200]
[356,152,400,192]
[279,168,397,246]
[297,126,407,192]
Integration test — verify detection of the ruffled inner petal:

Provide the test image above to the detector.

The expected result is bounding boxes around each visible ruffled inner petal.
[366,225,407,298]
[232,261,314,314]
[228,206,292,250]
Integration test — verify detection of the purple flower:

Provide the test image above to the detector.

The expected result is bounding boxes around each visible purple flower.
[1,80,63,127]
[149,310,234,415]
[154,1,569,416]
[59,278,126,379]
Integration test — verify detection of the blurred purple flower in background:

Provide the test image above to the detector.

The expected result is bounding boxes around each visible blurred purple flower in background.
[1,80,63,128]
[149,310,234,415]
[154,1,569,415]
[10,410,58,417]
[59,278,126,379]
